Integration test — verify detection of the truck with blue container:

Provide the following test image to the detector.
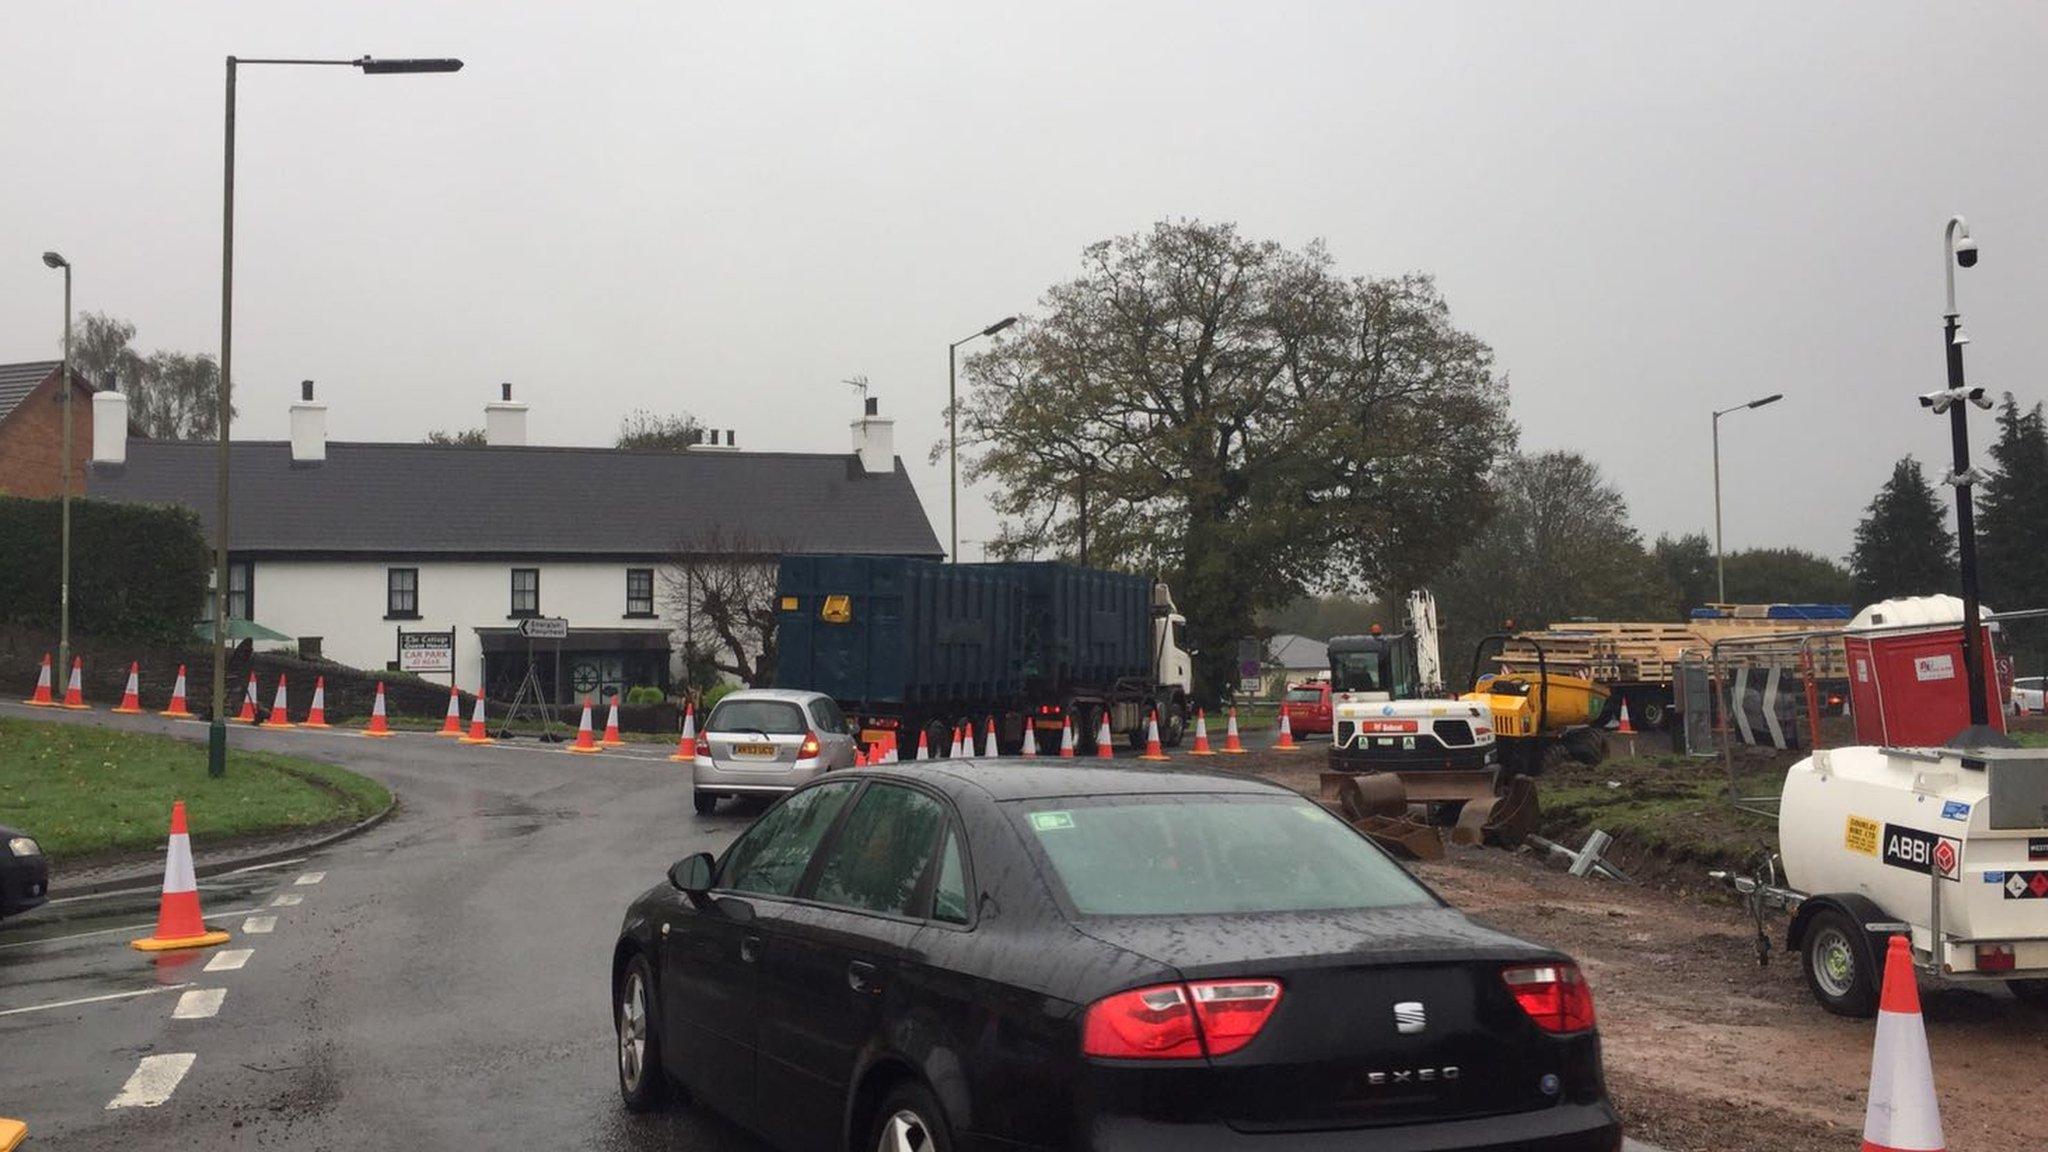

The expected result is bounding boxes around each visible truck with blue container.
[773,556,1194,755]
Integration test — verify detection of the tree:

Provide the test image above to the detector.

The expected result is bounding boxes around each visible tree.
[661,525,782,688]
[1722,547,1855,605]
[955,220,1514,696]
[1652,532,1715,617]
[1976,394,2048,667]
[1850,457,1955,606]
[70,311,146,393]
[617,409,706,452]
[424,428,487,446]
[61,312,231,440]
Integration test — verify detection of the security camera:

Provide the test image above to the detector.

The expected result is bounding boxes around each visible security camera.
[1955,235,1979,268]
[1921,391,1955,414]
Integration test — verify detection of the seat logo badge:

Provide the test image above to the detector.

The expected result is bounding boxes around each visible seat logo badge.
[1394,1001,1427,1034]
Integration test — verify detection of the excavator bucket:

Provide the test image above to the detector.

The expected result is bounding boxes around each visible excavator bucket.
[1319,771,1407,818]
[1315,774,1445,860]
[1450,774,1540,849]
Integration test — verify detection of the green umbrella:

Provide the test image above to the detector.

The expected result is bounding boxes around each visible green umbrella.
[195,618,293,643]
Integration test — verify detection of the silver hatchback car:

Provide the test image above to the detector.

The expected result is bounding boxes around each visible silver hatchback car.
[692,689,858,815]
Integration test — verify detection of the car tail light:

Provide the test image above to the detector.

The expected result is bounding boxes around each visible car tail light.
[798,732,821,759]
[1977,943,2016,972]
[1502,963,1596,1034]
[1082,979,1283,1059]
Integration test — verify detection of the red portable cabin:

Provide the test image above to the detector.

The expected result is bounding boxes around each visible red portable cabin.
[1843,595,2006,747]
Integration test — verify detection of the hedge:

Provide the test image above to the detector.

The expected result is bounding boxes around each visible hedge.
[0,497,209,642]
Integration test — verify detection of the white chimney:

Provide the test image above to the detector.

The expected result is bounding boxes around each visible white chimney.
[289,379,327,464]
[92,389,128,465]
[485,382,527,446]
[851,397,895,474]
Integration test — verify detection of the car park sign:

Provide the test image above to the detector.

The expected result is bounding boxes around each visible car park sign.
[397,629,456,674]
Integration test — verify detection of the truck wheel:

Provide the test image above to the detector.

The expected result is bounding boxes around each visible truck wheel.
[1801,908,1880,1017]
[924,720,952,759]
[2007,979,2048,1007]
[1160,700,1189,748]
[1563,728,1608,766]
[1636,697,1669,729]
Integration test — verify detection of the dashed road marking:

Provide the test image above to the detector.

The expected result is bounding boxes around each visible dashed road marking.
[205,949,253,972]
[241,915,277,935]
[0,984,190,1019]
[106,1053,196,1109]
[270,893,302,907]
[294,872,326,886]
[0,907,259,952]
[171,988,226,1020]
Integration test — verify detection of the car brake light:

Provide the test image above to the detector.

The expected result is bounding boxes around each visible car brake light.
[1082,979,1283,1059]
[798,732,821,758]
[1977,943,2016,972]
[1502,963,1596,1034]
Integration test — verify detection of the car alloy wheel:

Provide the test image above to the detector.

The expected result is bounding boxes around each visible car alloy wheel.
[619,970,649,1091]
[877,1108,935,1152]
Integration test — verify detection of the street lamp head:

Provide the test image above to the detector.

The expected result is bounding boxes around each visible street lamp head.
[982,316,1019,337]
[41,251,68,270]
[354,56,464,74]
[1748,393,1783,409]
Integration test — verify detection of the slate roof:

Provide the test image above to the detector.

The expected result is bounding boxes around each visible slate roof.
[90,440,945,559]
[1267,633,1329,671]
[0,361,61,426]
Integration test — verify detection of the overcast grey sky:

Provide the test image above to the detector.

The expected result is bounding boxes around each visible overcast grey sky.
[7,2,2046,569]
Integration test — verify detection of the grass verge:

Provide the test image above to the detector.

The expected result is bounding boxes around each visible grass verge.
[1536,749,1785,882]
[0,716,390,863]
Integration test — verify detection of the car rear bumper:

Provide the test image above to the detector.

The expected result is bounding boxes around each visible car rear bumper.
[691,758,827,794]
[1051,1102,1621,1152]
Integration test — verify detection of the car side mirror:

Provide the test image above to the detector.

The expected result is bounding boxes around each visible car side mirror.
[668,852,715,895]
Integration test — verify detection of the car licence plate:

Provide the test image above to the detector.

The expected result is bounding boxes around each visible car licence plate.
[733,743,776,757]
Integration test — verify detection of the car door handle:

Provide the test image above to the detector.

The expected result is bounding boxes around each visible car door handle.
[740,934,762,964]
[847,960,881,995]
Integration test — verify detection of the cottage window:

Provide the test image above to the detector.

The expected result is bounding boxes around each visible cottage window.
[227,561,254,621]
[511,568,540,617]
[387,568,420,619]
[626,568,655,617]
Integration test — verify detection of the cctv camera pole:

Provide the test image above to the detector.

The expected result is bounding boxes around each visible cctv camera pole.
[42,252,74,678]
[1941,214,1992,736]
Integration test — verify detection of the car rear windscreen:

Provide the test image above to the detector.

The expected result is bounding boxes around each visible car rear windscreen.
[1284,688,1322,703]
[1015,795,1431,915]
[706,699,807,736]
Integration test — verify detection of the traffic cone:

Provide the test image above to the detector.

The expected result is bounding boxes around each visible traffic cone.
[459,694,493,744]
[265,674,295,728]
[23,653,54,706]
[1021,720,1039,758]
[1273,710,1299,751]
[601,700,625,747]
[983,717,999,759]
[884,732,900,764]
[915,729,930,761]
[130,801,231,952]
[1139,710,1170,761]
[161,665,193,718]
[948,725,962,759]
[959,723,975,760]
[436,686,463,736]
[669,704,699,763]
[1189,709,1215,755]
[1221,707,1247,754]
[235,673,259,723]
[1616,700,1636,735]
[1860,934,1945,1152]
[363,682,394,737]
[1095,712,1116,759]
[61,657,89,709]
[1058,714,1076,758]
[303,676,330,727]
[568,700,601,754]
[112,662,144,714]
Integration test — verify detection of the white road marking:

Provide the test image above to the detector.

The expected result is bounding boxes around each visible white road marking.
[0,907,260,952]
[171,988,226,1019]
[45,860,302,906]
[205,948,253,972]
[241,915,277,934]
[294,872,326,886]
[106,1053,196,1109]
[270,893,303,907]
[0,983,190,1019]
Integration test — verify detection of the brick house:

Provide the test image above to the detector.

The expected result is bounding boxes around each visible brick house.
[0,361,98,498]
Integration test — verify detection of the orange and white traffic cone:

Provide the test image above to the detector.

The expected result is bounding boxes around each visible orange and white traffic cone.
[1058,713,1076,758]
[1189,709,1215,755]
[669,704,699,763]
[61,657,89,709]
[23,653,54,706]
[235,673,259,723]
[130,800,231,952]
[1616,700,1636,735]
[983,717,999,759]
[459,694,493,744]
[1139,710,1170,761]
[600,699,625,747]
[1095,712,1116,760]
[568,700,602,754]
[1273,710,1299,751]
[112,662,144,714]
[959,723,975,760]
[1221,707,1247,754]
[303,676,330,727]
[161,664,194,718]
[1860,934,1945,1152]
[948,725,962,759]
[915,729,930,761]
[363,682,394,737]
[266,674,295,728]
[883,732,900,764]
[1021,719,1039,758]
[436,686,463,736]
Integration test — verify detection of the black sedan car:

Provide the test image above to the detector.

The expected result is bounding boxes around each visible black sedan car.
[0,823,49,921]
[612,762,1620,1152]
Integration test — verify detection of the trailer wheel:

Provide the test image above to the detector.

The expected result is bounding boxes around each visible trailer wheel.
[1635,696,1669,730]
[1801,908,1880,1018]
[2007,979,2048,1007]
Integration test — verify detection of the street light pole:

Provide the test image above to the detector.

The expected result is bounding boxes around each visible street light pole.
[1710,392,1783,602]
[948,315,1017,563]
[209,53,464,778]
[42,252,73,678]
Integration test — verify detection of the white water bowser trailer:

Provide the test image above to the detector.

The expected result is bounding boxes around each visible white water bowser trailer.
[1750,743,2048,1015]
